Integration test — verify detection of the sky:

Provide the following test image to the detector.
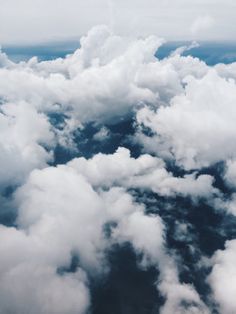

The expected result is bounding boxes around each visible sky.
[0,0,236,44]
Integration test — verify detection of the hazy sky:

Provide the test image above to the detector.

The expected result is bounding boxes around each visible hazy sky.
[0,0,236,44]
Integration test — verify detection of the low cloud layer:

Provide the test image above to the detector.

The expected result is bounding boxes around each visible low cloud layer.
[0,25,236,313]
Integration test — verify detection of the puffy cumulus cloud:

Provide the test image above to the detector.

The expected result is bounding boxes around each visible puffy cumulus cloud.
[67,147,163,188]
[0,157,166,313]
[68,147,218,199]
[0,165,137,313]
[215,62,236,81]
[136,70,236,170]
[0,101,54,189]
[64,148,213,310]
[0,146,211,313]
[208,240,236,314]
[0,244,90,314]
[15,166,108,271]
[0,170,102,313]
[0,25,212,126]
[0,26,164,123]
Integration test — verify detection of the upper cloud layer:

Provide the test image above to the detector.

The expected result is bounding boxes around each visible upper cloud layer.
[1,0,236,44]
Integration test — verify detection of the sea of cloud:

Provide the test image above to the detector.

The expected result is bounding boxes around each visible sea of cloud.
[1,25,236,314]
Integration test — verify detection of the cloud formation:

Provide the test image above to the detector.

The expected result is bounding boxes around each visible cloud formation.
[136,70,236,170]
[208,240,236,314]
[0,101,54,189]
[0,25,236,314]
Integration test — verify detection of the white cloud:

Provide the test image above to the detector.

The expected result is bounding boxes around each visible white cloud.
[136,70,236,170]
[208,240,236,314]
[93,126,110,141]
[0,26,164,123]
[0,24,236,314]
[68,147,218,199]
[0,164,114,313]
[15,166,108,271]
[0,101,54,189]
[0,144,212,313]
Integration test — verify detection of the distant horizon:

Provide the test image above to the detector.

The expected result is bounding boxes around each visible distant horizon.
[3,38,236,48]
[3,38,236,65]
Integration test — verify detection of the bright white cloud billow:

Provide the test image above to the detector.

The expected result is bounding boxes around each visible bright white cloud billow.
[136,70,236,170]
[0,157,208,314]
[208,240,236,314]
[0,101,54,189]
[68,147,218,199]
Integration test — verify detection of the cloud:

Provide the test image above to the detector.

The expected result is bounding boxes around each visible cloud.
[68,147,218,199]
[0,25,236,313]
[136,70,236,170]
[0,26,164,123]
[93,126,110,141]
[0,159,163,313]
[0,101,54,189]
[0,164,110,313]
[0,146,212,313]
[208,240,236,314]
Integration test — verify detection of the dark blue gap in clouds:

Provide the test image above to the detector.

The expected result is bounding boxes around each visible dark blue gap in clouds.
[2,41,80,62]
[56,233,163,314]
[0,186,18,227]
[90,244,163,314]
[0,195,17,227]
[2,41,236,65]
[58,244,164,314]
[52,117,141,165]
[136,189,236,313]
[156,41,236,65]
